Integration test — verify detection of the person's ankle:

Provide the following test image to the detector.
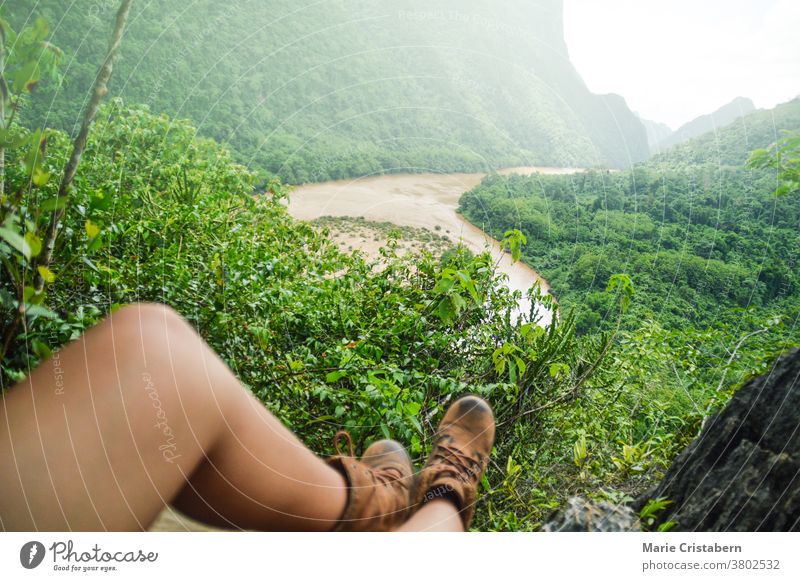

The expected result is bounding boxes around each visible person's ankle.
[420,483,461,511]
[418,497,465,531]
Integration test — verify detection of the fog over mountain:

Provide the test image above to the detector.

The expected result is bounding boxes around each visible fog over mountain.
[657,96,757,152]
[15,0,649,181]
[651,96,800,166]
[637,116,673,153]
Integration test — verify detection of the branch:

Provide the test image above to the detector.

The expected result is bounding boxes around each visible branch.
[713,327,769,394]
[1,24,6,198]
[34,0,133,291]
[698,326,769,433]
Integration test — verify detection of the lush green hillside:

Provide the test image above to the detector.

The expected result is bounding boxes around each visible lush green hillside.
[11,0,648,182]
[461,166,800,333]
[651,97,800,166]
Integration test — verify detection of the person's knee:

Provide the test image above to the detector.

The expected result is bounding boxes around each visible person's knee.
[110,302,186,330]
[106,303,196,349]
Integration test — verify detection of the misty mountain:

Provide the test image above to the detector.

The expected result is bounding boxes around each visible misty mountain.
[649,97,800,166]
[637,116,673,153]
[13,0,649,182]
[657,96,756,152]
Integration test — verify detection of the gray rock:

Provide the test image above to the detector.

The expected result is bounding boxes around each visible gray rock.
[637,349,800,531]
[543,496,640,532]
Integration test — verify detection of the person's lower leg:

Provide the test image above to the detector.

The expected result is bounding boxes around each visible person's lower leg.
[394,499,463,532]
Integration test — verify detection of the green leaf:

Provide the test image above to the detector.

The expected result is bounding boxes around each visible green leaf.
[85,219,101,239]
[325,370,346,383]
[22,286,36,303]
[37,265,55,283]
[24,232,42,258]
[573,435,588,467]
[657,521,677,532]
[30,339,52,360]
[607,273,635,312]
[40,196,68,212]
[0,128,27,149]
[23,304,57,319]
[87,234,103,253]
[502,229,527,263]
[304,415,336,427]
[21,130,47,178]
[457,271,480,303]
[80,256,99,272]
[513,355,527,377]
[508,359,517,383]
[31,168,51,187]
[0,226,31,259]
[435,298,455,323]
[433,276,455,294]
[9,61,41,94]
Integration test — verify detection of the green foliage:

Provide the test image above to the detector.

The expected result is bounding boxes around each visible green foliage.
[0,15,62,97]
[747,131,800,197]
[606,273,634,313]
[502,229,527,263]
[460,164,800,336]
[1,10,637,532]
[639,497,674,531]
[652,97,800,167]
[0,16,64,362]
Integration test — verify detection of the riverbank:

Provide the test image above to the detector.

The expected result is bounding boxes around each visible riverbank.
[287,167,585,325]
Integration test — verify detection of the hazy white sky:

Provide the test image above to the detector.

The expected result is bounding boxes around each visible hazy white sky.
[564,0,800,129]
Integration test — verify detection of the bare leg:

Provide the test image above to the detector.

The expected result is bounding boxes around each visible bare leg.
[395,500,464,532]
[0,304,347,531]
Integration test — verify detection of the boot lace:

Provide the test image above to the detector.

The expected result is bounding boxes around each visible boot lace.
[333,430,355,457]
[430,439,483,484]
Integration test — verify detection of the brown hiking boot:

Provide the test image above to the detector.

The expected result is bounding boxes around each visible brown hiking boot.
[412,395,495,530]
[327,431,413,531]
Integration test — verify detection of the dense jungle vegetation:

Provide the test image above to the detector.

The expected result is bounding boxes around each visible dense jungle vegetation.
[2,8,798,531]
[460,99,800,335]
[10,0,648,184]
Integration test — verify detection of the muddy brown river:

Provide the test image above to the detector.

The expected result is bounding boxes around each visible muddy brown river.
[287,167,585,326]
